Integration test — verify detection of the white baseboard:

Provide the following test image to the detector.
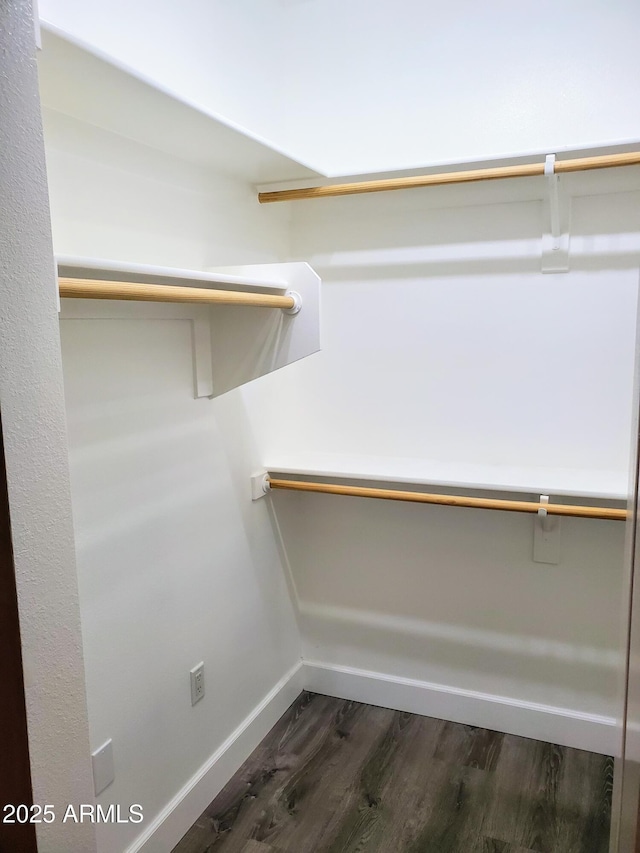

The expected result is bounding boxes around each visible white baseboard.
[126,660,305,853]
[303,660,618,755]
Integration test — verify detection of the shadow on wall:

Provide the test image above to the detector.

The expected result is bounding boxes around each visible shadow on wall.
[307,251,640,281]
[299,600,620,705]
[290,182,640,278]
[265,487,627,719]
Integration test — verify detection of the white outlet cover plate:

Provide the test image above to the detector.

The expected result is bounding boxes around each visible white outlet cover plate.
[91,739,114,796]
[190,662,205,705]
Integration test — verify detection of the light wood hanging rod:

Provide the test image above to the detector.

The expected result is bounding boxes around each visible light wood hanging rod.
[267,477,627,521]
[258,151,640,204]
[58,278,299,310]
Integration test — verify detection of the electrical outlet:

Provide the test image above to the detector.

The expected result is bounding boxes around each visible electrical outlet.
[190,662,205,705]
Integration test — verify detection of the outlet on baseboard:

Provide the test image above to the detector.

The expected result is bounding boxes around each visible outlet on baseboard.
[190,662,205,705]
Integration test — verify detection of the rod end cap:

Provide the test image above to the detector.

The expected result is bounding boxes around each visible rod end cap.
[282,290,302,315]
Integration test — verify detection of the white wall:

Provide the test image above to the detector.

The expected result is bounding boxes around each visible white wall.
[44,111,301,853]
[248,177,640,477]
[43,110,292,269]
[0,3,97,851]
[276,493,624,719]
[241,173,640,747]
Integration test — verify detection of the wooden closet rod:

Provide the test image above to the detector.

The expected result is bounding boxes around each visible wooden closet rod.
[268,477,627,520]
[258,151,640,203]
[58,278,297,310]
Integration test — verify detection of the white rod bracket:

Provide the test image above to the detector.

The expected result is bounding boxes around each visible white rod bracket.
[541,154,571,274]
[282,290,302,315]
[537,494,551,531]
[533,494,561,564]
[545,155,561,247]
[251,472,271,501]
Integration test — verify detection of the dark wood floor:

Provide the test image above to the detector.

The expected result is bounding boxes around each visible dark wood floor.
[172,692,613,853]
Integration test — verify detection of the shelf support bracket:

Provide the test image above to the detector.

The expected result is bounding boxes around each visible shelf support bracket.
[533,494,561,564]
[541,154,571,274]
[251,472,271,501]
[192,315,214,398]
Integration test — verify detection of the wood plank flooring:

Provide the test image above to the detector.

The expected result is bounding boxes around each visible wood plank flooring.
[172,693,613,853]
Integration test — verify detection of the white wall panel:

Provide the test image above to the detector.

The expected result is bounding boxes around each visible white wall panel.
[45,112,300,853]
[43,110,291,269]
[61,319,300,852]
[242,178,640,747]
[246,183,640,478]
[274,489,624,720]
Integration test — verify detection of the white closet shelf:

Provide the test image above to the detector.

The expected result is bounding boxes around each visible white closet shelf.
[56,256,289,293]
[263,453,628,502]
[59,258,321,398]
[38,26,323,184]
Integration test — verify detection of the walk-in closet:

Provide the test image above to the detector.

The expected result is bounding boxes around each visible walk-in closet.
[2,1,640,852]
